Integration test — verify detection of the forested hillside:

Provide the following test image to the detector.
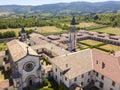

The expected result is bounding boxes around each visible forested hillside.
[0,1,120,16]
[0,14,120,30]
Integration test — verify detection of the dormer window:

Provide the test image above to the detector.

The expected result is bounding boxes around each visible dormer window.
[112,81,115,86]
[74,77,77,82]
[96,60,98,64]
[102,62,105,69]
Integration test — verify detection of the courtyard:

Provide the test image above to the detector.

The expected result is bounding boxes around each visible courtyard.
[100,44,120,52]
[80,39,104,46]
[77,39,120,53]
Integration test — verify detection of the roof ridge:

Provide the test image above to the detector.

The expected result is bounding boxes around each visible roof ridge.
[90,49,94,69]
[116,57,120,72]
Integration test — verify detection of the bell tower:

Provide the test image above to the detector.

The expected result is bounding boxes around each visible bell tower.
[68,16,76,52]
[20,27,26,42]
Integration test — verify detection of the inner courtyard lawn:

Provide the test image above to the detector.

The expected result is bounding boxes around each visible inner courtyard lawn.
[76,43,89,50]
[89,27,120,35]
[99,44,120,52]
[79,39,104,46]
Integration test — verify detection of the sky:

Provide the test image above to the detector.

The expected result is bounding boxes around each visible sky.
[0,0,120,5]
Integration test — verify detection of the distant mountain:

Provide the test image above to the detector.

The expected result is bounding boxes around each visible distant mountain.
[0,1,120,16]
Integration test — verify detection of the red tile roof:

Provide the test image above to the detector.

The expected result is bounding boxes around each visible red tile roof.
[0,79,10,89]
[92,49,120,84]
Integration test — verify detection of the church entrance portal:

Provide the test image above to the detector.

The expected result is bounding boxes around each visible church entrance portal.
[29,79,33,85]
[26,76,35,86]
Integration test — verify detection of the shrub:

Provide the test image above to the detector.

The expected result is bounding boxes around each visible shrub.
[38,88,54,90]
[43,79,52,88]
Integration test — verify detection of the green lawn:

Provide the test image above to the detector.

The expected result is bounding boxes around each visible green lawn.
[77,39,120,53]
[76,43,89,50]
[0,42,7,51]
[38,88,54,90]
[0,71,4,81]
[79,39,104,46]
[100,44,120,52]
[76,22,100,28]
[0,26,63,36]
[36,26,63,34]
[89,27,120,35]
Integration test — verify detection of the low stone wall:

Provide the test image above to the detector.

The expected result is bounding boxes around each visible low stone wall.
[0,37,18,43]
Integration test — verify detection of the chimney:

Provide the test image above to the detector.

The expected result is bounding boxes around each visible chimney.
[102,62,105,69]
[96,60,98,64]
[66,64,68,68]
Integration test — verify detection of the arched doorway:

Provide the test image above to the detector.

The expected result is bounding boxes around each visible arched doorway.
[26,75,35,86]
[28,78,33,85]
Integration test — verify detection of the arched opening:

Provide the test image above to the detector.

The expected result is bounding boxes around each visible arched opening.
[26,75,35,86]
[29,79,33,85]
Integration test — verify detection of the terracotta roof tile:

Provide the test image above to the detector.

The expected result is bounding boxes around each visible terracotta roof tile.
[7,39,38,62]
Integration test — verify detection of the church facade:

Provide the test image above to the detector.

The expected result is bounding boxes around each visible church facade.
[7,39,44,90]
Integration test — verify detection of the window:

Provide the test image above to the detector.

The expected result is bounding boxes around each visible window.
[65,77,67,81]
[96,60,98,64]
[96,72,98,77]
[88,71,90,75]
[55,75,57,79]
[82,74,84,78]
[110,88,114,90]
[60,80,62,84]
[112,81,115,86]
[99,82,104,88]
[87,79,90,83]
[55,68,57,72]
[7,67,9,70]
[48,73,51,77]
[4,57,7,61]
[24,62,35,72]
[60,72,62,76]
[93,70,96,73]
[101,75,104,80]
[81,82,83,85]
[74,78,77,82]
[102,62,105,69]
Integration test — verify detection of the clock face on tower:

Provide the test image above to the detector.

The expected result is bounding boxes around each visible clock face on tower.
[24,62,35,72]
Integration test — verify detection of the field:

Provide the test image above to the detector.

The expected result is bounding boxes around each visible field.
[0,26,63,36]
[76,22,100,28]
[80,39,104,46]
[0,28,20,36]
[89,27,120,35]
[36,26,63,34]
[100,44,120,51]
[0,71,4,81]
[0,42,7,51]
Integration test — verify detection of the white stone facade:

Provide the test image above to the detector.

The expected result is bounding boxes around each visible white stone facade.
[13,55,41,88]
[52,63,120,90]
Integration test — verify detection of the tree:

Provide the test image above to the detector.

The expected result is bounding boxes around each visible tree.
[3,31,16,38]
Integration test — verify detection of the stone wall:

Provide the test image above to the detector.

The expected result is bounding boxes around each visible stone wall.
[0,37,18,43]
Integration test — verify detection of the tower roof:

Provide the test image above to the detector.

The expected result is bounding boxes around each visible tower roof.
[71,16,76,25]
[21,27,26,33]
